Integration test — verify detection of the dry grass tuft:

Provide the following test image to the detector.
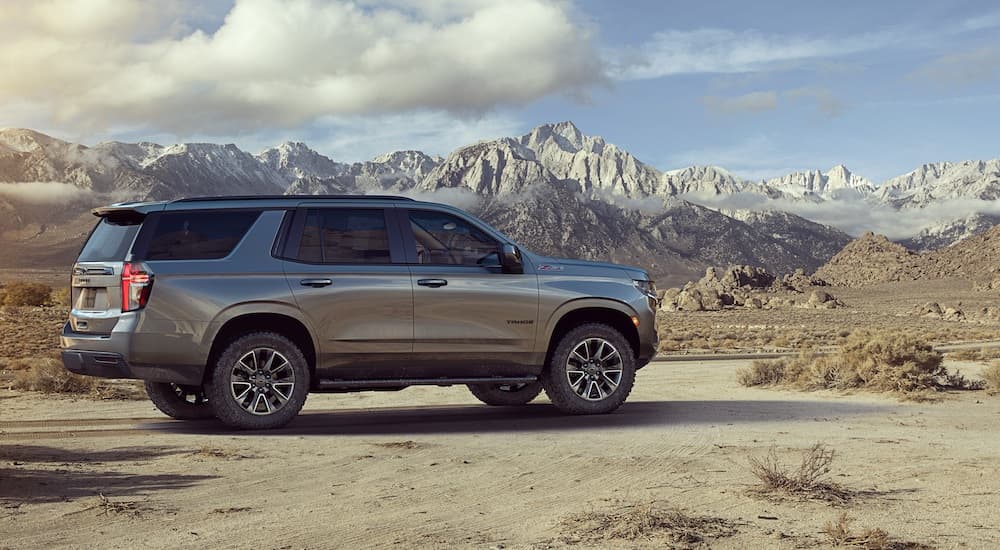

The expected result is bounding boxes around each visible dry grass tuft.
[9,357,145,400]
[1,282,53,307]
[982,361,1000,395]
[748,443,853,504]
[560,501,736,545]
[823,513,932,549]
[12,357,97,394]
[92,493,147,518]
[737,331,985,396]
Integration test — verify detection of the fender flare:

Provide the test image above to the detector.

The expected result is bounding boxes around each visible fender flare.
[201,301,319,355]
[541,297,639,346]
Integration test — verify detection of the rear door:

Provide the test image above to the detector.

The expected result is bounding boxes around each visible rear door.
[69,214,142,334]
[400,208,539,374]
[282,206,413,379]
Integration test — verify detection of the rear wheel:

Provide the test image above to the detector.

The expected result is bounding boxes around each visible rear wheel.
[205,332,309,430]
[467,381,543,406]
[144,382,214,420]
[541,323,636,415]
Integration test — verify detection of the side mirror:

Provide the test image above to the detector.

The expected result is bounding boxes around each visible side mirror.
[500,243,523,274]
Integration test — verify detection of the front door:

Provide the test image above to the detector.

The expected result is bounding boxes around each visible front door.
[283,206,413,379]
[401,208,539,376]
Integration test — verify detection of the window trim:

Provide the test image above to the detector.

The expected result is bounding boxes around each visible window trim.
[281,206,406,266]
[396,207,502,268]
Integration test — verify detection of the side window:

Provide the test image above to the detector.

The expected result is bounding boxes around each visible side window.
[146,210,261,260]
[297,208,391,264]
[408,210,499,266]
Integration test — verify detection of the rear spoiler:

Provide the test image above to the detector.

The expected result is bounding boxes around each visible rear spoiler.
[92,201,166,218]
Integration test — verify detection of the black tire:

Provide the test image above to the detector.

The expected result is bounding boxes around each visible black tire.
[541,323,636,415]
[204,332,309,430]
[467,381,543,406]
[144,381,214,420]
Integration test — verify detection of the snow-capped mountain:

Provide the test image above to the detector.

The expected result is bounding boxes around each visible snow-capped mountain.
[257,141,346,182]
[1,122,999,282]
[662,166,746,196]
[902,212,1000,251]
[761,165,875,201]
[878,160,1000,208]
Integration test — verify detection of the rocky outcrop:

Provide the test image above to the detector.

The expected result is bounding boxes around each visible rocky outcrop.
[816,226,1000,288]
[660,265,842,312]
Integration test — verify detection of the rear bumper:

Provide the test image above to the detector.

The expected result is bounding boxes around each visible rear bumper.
[61,350,203,385]
[61,321,204,385]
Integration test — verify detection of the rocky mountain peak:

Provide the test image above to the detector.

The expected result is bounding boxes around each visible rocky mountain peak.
[257,141,344,182]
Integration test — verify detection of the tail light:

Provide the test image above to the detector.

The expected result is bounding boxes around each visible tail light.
[121,262,154,312]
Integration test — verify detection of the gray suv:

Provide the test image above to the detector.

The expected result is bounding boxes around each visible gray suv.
[61,196,658,429]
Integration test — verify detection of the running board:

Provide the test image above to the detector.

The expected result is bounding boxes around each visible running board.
[317,376,537,390]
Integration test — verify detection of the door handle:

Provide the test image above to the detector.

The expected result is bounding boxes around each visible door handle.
[300,278,333,288]
[417,278,448,288]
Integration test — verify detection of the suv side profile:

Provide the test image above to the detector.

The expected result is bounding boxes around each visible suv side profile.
[61,196,659,429]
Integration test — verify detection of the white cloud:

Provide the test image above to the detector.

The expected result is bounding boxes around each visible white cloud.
[684,191,1000,240]
[0,182,95,204]
[612,28,901,80]
[0,0,602,136]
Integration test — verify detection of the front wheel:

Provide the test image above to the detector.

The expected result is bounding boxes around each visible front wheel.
[541,323,636,415]
[205,332,310,430]
[467,381,543,406]
[144,382,214,420]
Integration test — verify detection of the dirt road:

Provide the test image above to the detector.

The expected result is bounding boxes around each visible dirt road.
[2,359,998,549]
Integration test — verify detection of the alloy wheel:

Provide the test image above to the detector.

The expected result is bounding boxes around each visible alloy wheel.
[565,338,623,401]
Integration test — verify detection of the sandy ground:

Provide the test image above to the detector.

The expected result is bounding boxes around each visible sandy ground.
[2,359,999,549]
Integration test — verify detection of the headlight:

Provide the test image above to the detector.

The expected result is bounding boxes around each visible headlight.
[633,279,660,308]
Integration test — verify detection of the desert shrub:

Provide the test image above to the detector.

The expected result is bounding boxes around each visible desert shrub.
[823,513,931,549]
[983,361,1000,395]
[9,357,145,399]
[559,501,735,545]
[738,331,984,395]
[12,357,97,394]
[737,359,786,386]
[748,443,851,503]
[2,282,53,307]
[49,286,72,307]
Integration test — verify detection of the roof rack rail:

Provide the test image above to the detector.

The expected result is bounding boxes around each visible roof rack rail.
[171,194,415,203]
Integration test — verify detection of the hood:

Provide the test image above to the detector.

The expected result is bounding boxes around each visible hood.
[526,252,649,280]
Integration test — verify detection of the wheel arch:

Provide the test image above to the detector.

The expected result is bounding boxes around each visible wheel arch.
[203,304,317,384]
[542,299,641,366]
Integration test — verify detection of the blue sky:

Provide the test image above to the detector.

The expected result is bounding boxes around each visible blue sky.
[1,0,998,182]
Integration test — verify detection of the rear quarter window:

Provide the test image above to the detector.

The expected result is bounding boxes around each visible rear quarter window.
[78,217,142,262]
[145,210,261,260]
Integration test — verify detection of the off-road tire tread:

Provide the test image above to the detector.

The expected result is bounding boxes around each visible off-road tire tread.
[541,323,636,415]
[205,331,309,430]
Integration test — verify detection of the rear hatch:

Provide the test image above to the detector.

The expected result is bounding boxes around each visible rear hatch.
[69,212,143,335]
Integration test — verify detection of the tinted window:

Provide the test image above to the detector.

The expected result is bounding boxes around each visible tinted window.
[297,209,391,264]
[78,217,141,262]
[146,211,260,260]
[408,210,498,266]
